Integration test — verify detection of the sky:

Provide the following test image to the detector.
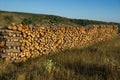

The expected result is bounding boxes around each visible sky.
[0,0,120,23]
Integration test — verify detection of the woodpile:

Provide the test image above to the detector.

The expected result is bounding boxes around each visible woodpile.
[0,23,118,62]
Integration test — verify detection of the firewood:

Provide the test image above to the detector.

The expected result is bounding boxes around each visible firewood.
[8,32,12,37]
[17,26,23,31]
[0,41,5,47]
[7,25,12,30]
[13,34,16,37]
[12,26,17,31]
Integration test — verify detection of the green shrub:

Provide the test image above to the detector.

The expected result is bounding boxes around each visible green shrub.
[118,24,120,33]
[21,18,34,25]
[43,59,56,73]
[3,16,13,24]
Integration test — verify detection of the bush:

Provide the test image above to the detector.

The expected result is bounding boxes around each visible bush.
[118,24,120,33]
[3,16,13,24]
[21,18,34,25]
[43,59,56,73]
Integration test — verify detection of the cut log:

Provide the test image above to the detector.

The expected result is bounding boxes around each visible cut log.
[12,26,17,31]
[0,41,5,47]
[5,49,20,53]
[17,26,23,31]
[1,29,21,34]
[6,41,21,46]
[0,53,8,58]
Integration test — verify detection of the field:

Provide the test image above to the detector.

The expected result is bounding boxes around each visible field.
[0,36,120,80]
[0,10,119,27]
[0,10,120,80]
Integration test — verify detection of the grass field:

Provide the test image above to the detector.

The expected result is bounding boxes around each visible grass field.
[0,10,119,27]
[0,36,120,80]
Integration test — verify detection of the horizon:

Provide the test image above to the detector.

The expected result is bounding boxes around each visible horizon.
[0,0,120,23]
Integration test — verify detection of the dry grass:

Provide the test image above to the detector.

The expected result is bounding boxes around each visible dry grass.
[0,36,120,80]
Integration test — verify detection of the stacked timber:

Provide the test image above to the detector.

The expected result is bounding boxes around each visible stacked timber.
[0,24,118,62]
[0,24,22,62]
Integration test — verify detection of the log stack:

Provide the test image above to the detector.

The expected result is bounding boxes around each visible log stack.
[0,24,118,62]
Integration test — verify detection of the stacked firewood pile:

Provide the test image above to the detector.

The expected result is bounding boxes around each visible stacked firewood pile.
[0,23,118,62]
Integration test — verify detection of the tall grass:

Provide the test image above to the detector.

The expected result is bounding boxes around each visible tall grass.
[0,36,120,80]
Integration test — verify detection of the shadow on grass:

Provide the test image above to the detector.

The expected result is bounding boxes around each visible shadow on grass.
[63,61,119,80]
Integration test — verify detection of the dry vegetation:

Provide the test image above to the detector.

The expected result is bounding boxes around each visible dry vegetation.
[0,36,120,80]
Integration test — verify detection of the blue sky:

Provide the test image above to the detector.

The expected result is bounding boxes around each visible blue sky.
[0,0,120,23]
